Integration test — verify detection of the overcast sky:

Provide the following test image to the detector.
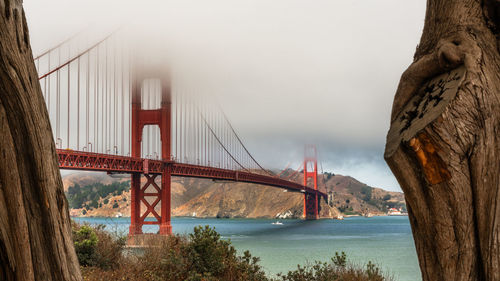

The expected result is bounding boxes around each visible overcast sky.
[24,0,426,192]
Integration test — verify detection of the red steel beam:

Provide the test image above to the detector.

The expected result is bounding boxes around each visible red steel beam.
[56,149,326,198]
[57,149,164,174]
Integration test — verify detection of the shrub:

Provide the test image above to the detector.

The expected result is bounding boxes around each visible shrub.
[72,222,124,269]
[72,224,98,266]
[81,225,268,281]
[112,202,119,208]
[276,257,390,281]
[141,225,268,281]
[79,225,391,281]
[332,251,347,267]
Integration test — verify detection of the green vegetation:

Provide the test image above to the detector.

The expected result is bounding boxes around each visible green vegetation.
[324,171,335,180]
[75,224,392,281]
[73,224,98,266]
[276,258,388,281]
[66,181,130,209]
[386,201,407,212]
[72,223,125,269]
[360,185,372,202]
[80,225,267,281]
[338,205,355,214]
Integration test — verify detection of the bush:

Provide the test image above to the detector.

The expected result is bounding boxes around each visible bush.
[81,225,267,281]
[141,225,268,281]
[72,222,124,269]
[79,225,392,281]
[332,251,347,267]
[276,256,390,281]
[72,224,98,266]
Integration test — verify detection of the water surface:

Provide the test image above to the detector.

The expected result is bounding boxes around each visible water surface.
[74,216,420,281]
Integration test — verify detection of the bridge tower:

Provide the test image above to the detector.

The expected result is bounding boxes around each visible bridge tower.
[129,70,172,240]
[303,145,319,219]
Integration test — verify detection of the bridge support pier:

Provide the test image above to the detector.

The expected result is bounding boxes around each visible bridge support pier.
[129,173,142,235]
[128,73,172,241]
[159,166,172,235]
[304,192,319,220]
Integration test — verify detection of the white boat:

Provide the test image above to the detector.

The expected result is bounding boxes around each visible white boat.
[115,212,123,218]
[271,221,283,225]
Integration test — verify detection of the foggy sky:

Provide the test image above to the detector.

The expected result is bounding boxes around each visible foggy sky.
[24,0,426,191]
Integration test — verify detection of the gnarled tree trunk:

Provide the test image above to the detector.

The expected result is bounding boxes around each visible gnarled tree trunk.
[0,0,81,280]
[385,1,499,280]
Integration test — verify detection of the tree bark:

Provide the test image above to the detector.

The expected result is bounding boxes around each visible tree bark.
[0,1,81,280]
[385,1,500,280]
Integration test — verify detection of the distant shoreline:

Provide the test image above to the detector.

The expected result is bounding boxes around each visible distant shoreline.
[71,214,407,219]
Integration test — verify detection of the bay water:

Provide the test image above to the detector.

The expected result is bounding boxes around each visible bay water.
[73,216,420,281]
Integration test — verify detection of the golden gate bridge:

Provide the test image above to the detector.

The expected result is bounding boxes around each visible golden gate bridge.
[34,31,326,241]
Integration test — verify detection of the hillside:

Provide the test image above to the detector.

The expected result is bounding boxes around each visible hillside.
[63,170,405,219]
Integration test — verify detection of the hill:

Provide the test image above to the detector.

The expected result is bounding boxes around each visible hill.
[63,170,405,219]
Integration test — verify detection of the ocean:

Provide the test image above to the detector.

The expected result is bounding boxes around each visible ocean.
[73,216,420,281]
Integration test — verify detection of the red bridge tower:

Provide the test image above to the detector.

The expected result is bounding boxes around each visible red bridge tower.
[303,145,319,219]
[129,71,172,240]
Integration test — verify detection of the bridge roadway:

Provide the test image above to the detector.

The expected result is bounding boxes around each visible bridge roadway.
[57,149,326,198]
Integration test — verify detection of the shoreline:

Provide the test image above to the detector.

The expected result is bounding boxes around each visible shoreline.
[71,214,406,220]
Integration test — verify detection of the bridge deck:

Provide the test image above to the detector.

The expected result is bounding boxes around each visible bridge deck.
[57,149,326,197]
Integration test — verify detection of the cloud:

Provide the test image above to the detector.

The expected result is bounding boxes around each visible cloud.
[24,0,426,192]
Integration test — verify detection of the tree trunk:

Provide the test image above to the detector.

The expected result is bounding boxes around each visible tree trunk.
[0,1,81,280]
[385,1,500,280]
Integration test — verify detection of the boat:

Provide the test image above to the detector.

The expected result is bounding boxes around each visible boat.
[115,212,123,218]
[271,221,283,225]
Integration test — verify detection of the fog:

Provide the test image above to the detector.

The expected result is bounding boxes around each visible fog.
[24,0,426,191]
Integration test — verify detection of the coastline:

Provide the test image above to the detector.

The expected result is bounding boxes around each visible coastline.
[70,213,405,220]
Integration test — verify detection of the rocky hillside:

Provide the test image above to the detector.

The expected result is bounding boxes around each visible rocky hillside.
[63,170,405,219]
